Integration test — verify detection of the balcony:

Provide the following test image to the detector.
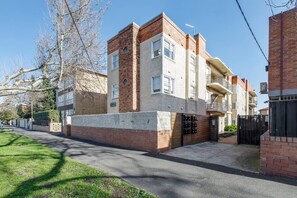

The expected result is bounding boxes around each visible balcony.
[207,75,232,95]
[249,98,257,107]
[249,90,257,97]
[207,57,233,76]
[206,101,231,115]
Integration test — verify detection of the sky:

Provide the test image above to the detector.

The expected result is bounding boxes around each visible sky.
[0,0,289,109]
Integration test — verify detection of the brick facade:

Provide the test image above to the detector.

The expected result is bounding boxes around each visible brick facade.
[268,8,297,95]
[118,23,140,112]
[260,132,297,178]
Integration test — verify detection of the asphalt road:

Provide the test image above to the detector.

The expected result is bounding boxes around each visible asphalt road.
[6,127,297,198]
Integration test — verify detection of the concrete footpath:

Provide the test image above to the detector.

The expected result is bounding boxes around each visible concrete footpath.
[6,127,297,198]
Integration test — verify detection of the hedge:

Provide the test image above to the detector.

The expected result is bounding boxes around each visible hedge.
[33,110,60,122]
[224,124,237,133]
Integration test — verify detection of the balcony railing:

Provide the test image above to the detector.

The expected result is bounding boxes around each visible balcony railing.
[207,75,232,92]
[249,98,257,105]
[206,101,231,113]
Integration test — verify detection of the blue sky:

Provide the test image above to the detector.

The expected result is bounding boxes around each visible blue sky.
[0,0,288,109]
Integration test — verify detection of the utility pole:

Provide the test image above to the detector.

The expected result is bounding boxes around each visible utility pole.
[31,100,33,120]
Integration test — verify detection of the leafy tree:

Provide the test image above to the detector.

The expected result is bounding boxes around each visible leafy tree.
[0,111,18,122]
[38,79,56,111]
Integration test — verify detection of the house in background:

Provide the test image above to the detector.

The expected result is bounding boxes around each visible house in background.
[107,13,234,133]
[231,76,257,124]
[259,107,268,115]
[17,103,28,114]
[56,68,107,125]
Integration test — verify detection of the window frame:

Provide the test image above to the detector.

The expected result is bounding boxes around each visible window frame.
[151,76,161,94]
[151,75,175,95]
[190,55,196,72]
[163,38,175,60]
[151,39,162,59]
[112,84,119,99]
[163,75,174,95]
[112,53,119,70]
[189,85,196,99]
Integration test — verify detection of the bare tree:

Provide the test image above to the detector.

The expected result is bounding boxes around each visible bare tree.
[0,0,108,97]
[266,0,297,11]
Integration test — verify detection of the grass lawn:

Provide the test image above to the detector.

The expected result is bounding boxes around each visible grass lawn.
[0,129,155,198]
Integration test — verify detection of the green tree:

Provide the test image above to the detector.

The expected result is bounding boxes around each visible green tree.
[40,79,56,111]
[0,111,18,122]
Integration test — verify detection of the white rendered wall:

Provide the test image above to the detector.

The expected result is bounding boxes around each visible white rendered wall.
[71,111,172,131]
[107,50,119,113]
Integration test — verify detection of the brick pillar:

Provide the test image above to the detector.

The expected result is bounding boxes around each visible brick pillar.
[118,23,140,112]
[268,8,297,95]
[209,116,219,141]
[194,34,206,57]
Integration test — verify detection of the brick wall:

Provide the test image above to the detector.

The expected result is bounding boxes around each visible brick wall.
[71,126,159,152]
[118,23,140,112]
[69,112,212,152]
[260,131,297,178]
[268,8,297,93]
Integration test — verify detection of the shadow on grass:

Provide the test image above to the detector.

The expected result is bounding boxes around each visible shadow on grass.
[3,146,67,198]
[0,135,21,148]
[2,135,149,198]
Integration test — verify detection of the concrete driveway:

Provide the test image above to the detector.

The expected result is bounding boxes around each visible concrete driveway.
[5,127,297,198]
[164,142,260,172]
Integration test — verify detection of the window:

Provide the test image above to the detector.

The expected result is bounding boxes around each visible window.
[152,39,161,58]
[152,76,174,94]
[112,53,119,69]
[112,84,119,99]
[232,103,236,109]
[152,76,161,93]
[164,39,175,60]
[190,55,196,72]
[64,77,74,89]
[189,85,196,99]
[163,76,174,94]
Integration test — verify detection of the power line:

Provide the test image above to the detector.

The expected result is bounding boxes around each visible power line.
[64,0,94,68]
[234,0,270,65]
[63,0,106,92]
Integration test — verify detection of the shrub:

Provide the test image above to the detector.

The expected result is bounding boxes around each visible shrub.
[34,110,60,122]
[224,124,237,133]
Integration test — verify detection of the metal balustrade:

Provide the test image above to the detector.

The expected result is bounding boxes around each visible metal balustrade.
[207,75,232,91]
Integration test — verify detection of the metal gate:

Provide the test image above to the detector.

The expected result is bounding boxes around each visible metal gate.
[237,115,267,145]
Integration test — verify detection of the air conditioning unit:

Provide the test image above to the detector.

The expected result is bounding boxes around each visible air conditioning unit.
[260,82,268,94]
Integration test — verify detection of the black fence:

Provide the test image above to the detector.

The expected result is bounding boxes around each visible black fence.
[33,120,49,126]
[237,115,267,145]
[270,100,297,137]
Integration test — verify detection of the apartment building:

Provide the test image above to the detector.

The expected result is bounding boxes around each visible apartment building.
[57,68,107,125]
[107,13,234,132]
[231,76,257,124]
